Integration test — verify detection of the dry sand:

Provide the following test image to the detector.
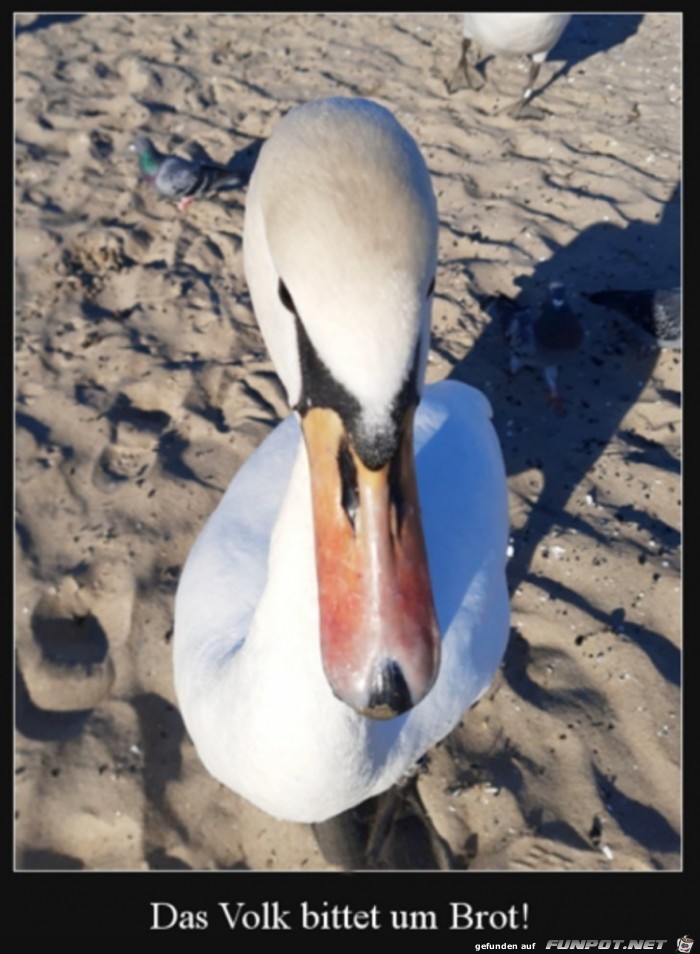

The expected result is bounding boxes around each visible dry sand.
[15,13,681,878]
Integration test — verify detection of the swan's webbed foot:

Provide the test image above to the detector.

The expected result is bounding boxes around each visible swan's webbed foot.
[312,773,456,870]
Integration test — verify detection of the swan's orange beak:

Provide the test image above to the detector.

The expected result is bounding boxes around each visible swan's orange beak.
[301,406,440,718]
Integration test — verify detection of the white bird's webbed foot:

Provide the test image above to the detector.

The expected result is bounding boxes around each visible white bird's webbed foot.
[502,60,549,120]
[446,38,484,94]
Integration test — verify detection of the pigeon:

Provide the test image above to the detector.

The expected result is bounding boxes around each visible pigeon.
[489,282,584,412]
[130,135,245,211]
[584,287,681,353]
[446,13,571,119]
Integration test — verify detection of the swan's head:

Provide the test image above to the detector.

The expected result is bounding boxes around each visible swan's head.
[243,98,440,719]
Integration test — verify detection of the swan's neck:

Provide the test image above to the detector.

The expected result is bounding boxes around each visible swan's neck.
[246,441,321,677]
[202,438,380,819]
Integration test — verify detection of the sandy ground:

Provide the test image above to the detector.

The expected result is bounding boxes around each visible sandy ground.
[15,13,681,875]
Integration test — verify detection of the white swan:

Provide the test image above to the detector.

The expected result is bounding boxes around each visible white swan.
[448,13,572,119]
[173,97,510,824]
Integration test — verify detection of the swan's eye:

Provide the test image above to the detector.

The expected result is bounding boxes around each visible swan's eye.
[278,279,297,314]
[427,276,435,298]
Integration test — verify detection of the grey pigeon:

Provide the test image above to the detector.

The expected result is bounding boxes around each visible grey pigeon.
[490,281,584,412]
[446,13,571,119]
[584,287,681,352]
[130,135,245,211]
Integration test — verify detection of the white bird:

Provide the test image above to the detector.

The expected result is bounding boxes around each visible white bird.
[447,13,572,119]
[173,97,510,824]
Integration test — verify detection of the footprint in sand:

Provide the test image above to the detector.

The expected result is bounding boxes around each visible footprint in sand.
[93,440,156,491]
[92,393,171,493]
[18,581,116,713]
